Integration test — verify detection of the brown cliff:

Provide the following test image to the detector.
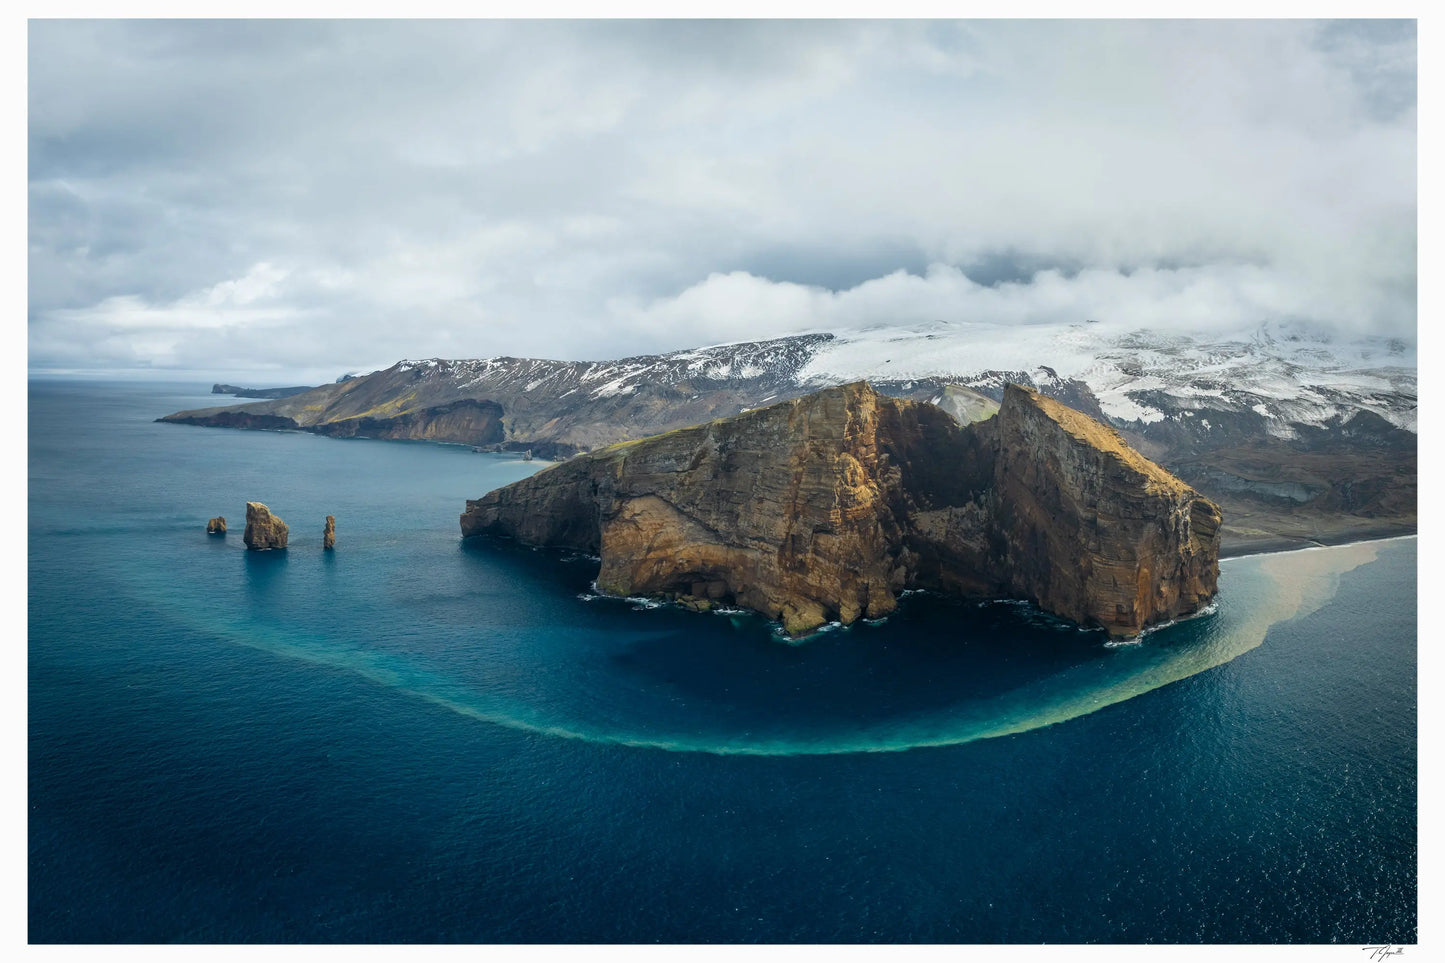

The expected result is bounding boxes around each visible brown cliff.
[461,383,1221,638]
[323,515,336,550]
[243,502,289,551]
[990,385,1220,636]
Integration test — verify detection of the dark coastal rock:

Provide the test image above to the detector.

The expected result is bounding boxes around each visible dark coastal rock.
[206,516,226,535]
[461,382,1221,638]
[165,410,302,431]
[323,515,335,550]
[212,384,315,399]
[472,439,581,460]
[243,502,289,551]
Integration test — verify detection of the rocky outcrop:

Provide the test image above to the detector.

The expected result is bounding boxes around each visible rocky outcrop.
[212,384,315,399]
[323,515,335,550]
[206,516,226,535]
[243,502,289,551]
[165,410,301,431]
[462,382,1221,638]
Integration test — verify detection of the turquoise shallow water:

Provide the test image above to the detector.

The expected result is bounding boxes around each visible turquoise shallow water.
[28,380,1417,942]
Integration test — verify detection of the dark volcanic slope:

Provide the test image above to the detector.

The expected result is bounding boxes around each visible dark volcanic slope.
[462,382,1221,638]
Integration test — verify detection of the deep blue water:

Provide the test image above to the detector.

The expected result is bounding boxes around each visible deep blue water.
[28,380,1417,943]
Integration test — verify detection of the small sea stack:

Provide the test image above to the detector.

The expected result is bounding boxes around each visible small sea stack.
[323,515,335,550]
[243,502,289,550]
[206,516,226,535]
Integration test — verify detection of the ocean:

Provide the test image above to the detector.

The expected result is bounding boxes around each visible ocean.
[27,379,1417,943]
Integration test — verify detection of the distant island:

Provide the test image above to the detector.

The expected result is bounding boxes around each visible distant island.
[462,382,1221,638]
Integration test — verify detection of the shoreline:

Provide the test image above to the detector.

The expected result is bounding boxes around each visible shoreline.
[1220,529,1417,561]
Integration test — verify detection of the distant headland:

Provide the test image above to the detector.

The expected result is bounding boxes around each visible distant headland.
[211,383,316,400]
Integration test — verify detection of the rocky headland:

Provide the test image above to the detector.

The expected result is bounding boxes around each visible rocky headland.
[461,382,1221,638]
[212,383,316,399]
[164,391,505,448]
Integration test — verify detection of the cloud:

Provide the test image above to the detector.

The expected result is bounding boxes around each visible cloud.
[27,19,1416,377]
[605,260,1405,351]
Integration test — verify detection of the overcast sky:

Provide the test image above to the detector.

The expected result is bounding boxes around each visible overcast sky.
[28,19,1417,381]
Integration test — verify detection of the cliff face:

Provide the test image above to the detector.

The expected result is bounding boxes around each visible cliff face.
[991,385,1220,636]
[464,383,907,634]
[462,382,1221,637]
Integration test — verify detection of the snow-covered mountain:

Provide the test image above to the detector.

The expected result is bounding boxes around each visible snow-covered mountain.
[796,319,1415,436]
[368,319,1414,443]
[391,332,831,410]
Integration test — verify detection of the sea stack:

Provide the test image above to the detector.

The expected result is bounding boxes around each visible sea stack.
[461,382,1221,638]
[323,515,335,550]
[206,516,226,535]
[243,502,289,551]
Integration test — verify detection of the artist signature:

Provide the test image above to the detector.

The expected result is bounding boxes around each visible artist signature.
[1362,947,1404,961]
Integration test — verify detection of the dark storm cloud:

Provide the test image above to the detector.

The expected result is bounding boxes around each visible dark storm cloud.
[28,19,1417,378]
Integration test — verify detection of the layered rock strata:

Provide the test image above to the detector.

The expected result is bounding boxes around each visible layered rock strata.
[243,502,289,551]
[989,387,1221,635]
[461,382,1221,638]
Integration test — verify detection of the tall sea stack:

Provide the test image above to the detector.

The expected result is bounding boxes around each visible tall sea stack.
[243,502,289,551]
[461,382,1221,638]
[323,515,335,550]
